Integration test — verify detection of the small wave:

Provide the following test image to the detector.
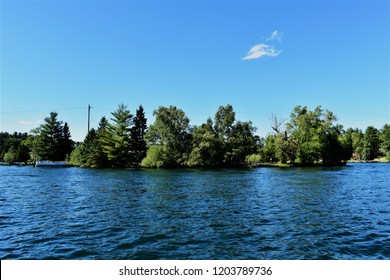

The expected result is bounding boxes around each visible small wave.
[131,250,162,260]
[1,164,389,259]
[133,234,170,246]
[67,249,97,259]
[1,253,21,259]
[32,237,56,245]
[115,233,170,252]
[115,242,134,250]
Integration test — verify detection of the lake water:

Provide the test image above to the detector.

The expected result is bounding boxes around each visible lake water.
[0,163,389,260]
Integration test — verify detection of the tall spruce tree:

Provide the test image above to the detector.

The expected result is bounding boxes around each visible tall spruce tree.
[130,105,147,166]
[60,122,74,160]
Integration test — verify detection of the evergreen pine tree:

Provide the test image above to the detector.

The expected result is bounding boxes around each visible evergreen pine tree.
[39,112,64,161]
[89,116,110,167]
[130,105,147,166]
[60,122,74,160]
[102,104,133,167]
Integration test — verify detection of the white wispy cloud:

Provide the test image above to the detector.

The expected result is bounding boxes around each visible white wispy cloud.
[267,30,283,42]
[242,30,283,60]
[18,120,41,126]
[241,44,281,60]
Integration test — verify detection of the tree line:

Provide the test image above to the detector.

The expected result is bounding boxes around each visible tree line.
[0,112,73,164]
[0,132,29,163]
[257,106,390,166]
[1,104,389,166]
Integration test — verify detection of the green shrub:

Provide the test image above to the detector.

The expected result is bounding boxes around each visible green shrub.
[245,154,262,167]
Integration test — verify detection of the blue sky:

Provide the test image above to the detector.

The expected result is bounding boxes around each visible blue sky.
[1,0,389,141]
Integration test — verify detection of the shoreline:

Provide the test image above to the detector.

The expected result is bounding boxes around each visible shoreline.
[2,160,388,169]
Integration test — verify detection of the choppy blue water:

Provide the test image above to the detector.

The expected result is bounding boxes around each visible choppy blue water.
[0,163,389,259]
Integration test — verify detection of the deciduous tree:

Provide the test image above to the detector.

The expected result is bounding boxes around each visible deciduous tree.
[362,126,380,160]
[142,106,191,167]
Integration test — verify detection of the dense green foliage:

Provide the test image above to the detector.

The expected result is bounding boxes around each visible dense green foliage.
[1,104,389,166]
[141,104,259,168]
[344,125,389,161]
[362,126,381,161]
[379,124,390,161]
[101,104,134,167]
[286,106,349,165]
[0,132,29,163]
[4,112,74,163]
[187,119,222,167]
[142,106,192,167]
[70,105,147,168]
[257,106,388,166]
[69,116,109,167]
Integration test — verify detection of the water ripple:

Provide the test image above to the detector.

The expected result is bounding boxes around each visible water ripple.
[0,164,389,259]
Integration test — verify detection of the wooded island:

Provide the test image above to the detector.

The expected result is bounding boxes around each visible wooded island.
[1,104,389,168]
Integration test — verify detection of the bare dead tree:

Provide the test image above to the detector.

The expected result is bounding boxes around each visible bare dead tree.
[270,113,285,135]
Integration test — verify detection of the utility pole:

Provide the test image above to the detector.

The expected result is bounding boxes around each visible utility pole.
[88,104,92,132]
